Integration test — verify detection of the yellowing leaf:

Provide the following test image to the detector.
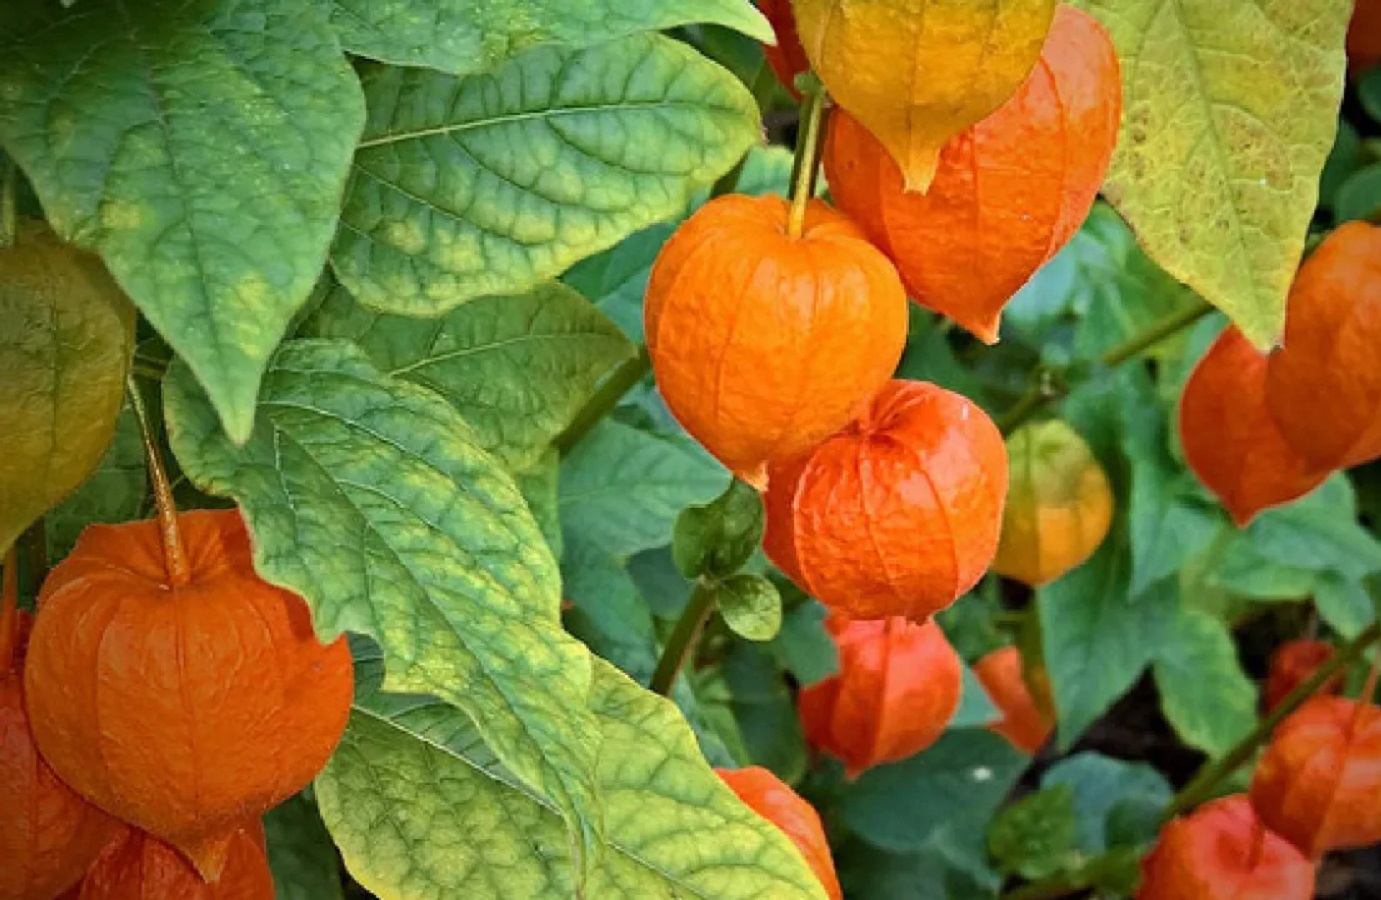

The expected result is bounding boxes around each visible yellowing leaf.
[0,222,134,553]
[1075,0,1352,347]
[794,0,1056,191]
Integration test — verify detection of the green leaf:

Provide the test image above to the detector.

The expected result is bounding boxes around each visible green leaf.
[44,404,145,560]
[0,1,365,442]
[717,574,782,642]
[673,479,766,580]
[1151,607,1255,757]
[316,650,829,899]
[1319,118,1365,210]
[1335,163,1381,223]
[1042,752,1171,854]
[331,34,761,315]
[1074,0,1352,347]
[299,278,633,472]
[0,224,135,554]
[515,448,563,561]
[766,599,840,686]
[559,421,725,558]
[163,339,601,856]
[264,792,345,900]
[953,665,1001,729]
[331,0,773,75]
[836,838,1000,900]
[987,785,1079,881]
[839,730,1029,853]
[1315,572,1376,638]
[1229,475,1381,580]
[722,643,808,781]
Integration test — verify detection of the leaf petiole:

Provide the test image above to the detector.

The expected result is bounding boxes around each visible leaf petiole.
[126,374,191,587]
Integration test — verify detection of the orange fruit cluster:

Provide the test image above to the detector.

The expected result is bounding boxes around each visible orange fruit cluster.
[1180,222,1381,525]
[1,508,351,898]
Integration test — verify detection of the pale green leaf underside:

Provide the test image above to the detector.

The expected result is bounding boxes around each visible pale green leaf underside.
[163,339,600,854]
[1076,0,1351,347]
[330,33,762,315]
[299,278,633,473]
[0,0,365,442]
[331,0,774,75]
[317,648,828,900]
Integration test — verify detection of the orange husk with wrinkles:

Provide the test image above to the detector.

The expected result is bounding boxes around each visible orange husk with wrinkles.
[646,194,907,487]
[798,614,961,778]
[1263,640,1341,712]
[823,6,1120,343]
[24,509,353,881]
[973,646,1054,754]
[993,419,1113,587]
[763,380,1007,621]
[1265,222,1381,471]
[1250,696,1381,858]
[1179,326,1330,527]
[794,0,1057,192]
[717,766,842,900]
[755,0,809,98]
[75,822,272,899]
[1137,795,1315,900]
[1,575,118,900]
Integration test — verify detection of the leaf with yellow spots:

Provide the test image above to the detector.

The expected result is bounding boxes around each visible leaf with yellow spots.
[316,642,830,900]
[1073,0,1352,347]
[793,0,1057,191]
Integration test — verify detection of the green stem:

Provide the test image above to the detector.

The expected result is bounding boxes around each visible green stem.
[1002,620,1381,900]
[1,162,16,248]
[555,346,651,454]
[786,77,828,238]
[998,298,1215,435]
[650,579,718,696]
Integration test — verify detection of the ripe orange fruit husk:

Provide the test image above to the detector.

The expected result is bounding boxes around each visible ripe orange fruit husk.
[798,614,962,778]
[1263,640,1341,712]
[1349,0,1381,76]
[1250,696,1381,858]
[1137,795,1315,900]
[754,0,809,99]
[646,194,907,486]
[24,509,353,881]
[74,822,272,899]
[763,380,1008,621]
[823,5,1120,343]
[1179,326,1330,527]
[794,0,1057,192]
[2,610,118,900]
[992,419,1113,587]
[716,766,842,900]
[973,645,1054,754]
[1266,222,1381,470]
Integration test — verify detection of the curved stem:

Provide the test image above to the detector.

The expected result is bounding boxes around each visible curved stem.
[555,346,651,454]
[1,547,16,671]
[650,579,718,696]
[997,298,1216,435]
[786,79,828,238]
[126,375,190,587]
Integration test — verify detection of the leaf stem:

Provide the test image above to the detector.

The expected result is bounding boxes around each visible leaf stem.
[1,547,16,671]
[0,161,15,249]
[1002,621,1381,900]
[786,77,828,239]
[997,298,1216,434]
[555,345,652,454]
[650,579,719,696]
[126,375,191,587]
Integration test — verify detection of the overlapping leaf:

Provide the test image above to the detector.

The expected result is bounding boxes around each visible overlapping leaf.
[331,0,773,75]
[163,339,601,856]
[0,0,365,442]
[300,279,632,472]
[332,34,761,315]
[1075,0,1351,347]
[316,646,828,899]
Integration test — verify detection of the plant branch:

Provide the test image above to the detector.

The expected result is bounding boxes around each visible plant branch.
[555,345,651,454]
[998,298,1216,435]
[1003,621,1381,900]
[787,77,828,238]
[126,374,190,587]
[650,579,718,696]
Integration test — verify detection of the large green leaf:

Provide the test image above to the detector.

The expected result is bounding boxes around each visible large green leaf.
[317,647,829,899]
[1041,753,1171,855]
[1151,606,1255,758]
[0,0,365,442]
[1074,0,1351,347]
[163,339,601,856]
[331,34,761,315]
[0,224,135,554]
[559,421,726,559]
[299,278,632,472]
[331,0,773,75]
